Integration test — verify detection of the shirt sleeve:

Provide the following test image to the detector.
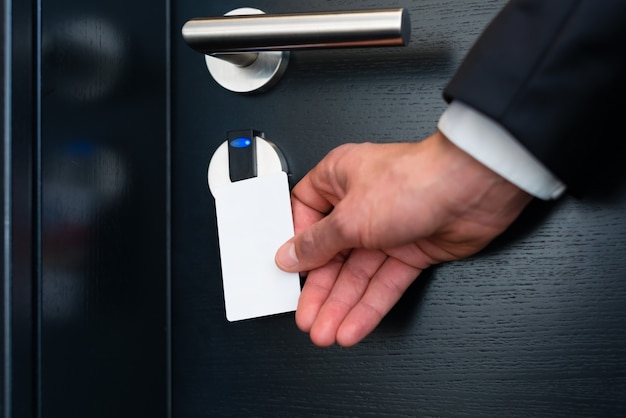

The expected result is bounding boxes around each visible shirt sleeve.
[438,101,566,200]
[442,1,626,195]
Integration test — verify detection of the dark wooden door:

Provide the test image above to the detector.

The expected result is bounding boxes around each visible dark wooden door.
[172,1,626,417]
[3,0,626,416]
[3,0,169,416]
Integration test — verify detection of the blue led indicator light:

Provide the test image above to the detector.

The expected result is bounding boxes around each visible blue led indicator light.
[230,137,252,148]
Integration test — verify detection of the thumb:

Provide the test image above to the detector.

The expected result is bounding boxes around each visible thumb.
[275,213,353,273]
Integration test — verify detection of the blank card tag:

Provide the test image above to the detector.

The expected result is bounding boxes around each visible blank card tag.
[213,171,301,322]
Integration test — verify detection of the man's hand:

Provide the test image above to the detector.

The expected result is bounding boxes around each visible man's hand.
[275,131,532,347]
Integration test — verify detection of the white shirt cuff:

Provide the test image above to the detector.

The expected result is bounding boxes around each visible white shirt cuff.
[437,101,566,200]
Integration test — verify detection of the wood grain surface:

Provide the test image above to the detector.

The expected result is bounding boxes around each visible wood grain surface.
[172,0,626,416]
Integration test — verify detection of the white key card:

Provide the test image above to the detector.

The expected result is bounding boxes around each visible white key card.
[213,171,301,322]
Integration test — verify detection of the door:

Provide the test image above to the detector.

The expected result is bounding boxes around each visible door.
[172,1,626,417]
[3,0,169,415]
[4,0,626,416]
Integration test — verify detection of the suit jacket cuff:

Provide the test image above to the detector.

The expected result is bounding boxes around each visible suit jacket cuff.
[438,101,566,200]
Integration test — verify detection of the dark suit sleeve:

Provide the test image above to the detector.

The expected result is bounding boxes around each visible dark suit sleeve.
[443,0,626,194]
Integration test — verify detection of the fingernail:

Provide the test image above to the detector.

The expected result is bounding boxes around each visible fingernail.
[276,242,299,270]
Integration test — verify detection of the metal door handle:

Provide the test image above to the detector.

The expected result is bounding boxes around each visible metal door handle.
[181,8,411,93]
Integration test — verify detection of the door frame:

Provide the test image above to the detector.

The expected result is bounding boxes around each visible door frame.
[2,0,40,415]
[1,0,173,415]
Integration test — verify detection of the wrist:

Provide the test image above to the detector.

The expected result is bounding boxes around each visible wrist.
[427,131,533,226]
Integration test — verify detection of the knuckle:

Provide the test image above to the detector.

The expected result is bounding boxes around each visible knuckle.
[297,227,318,259]
[360,299,386,322]
[327,210,359,245]
[344,261,372,286]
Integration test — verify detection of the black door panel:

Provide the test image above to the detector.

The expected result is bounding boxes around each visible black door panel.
[3,0,625,416]
[172,1,626,416]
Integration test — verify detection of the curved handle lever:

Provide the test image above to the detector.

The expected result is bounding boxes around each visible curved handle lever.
[181,8,411,93]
